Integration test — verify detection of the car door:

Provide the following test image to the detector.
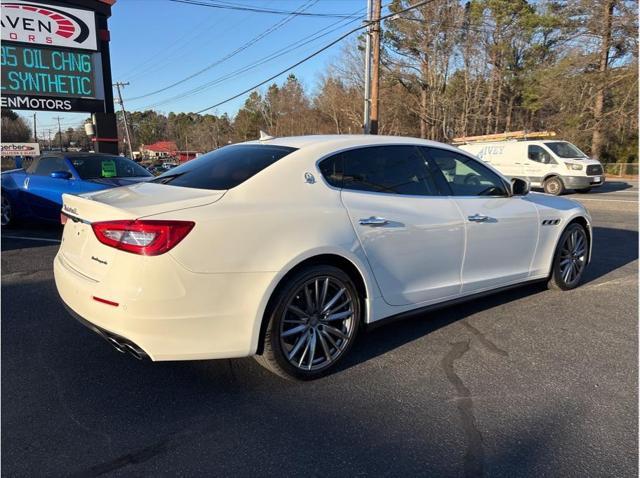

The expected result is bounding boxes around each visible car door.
[524,145,558,185]
[422,146,539,293]
[24,156,74,221]
[329,145,465,306]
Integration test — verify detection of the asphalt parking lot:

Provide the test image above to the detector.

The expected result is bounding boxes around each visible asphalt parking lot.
[2,181,638,477]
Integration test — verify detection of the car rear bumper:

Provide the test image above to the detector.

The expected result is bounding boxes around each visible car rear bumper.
[62,301,149,360]
[563,175,605,189]
[54,252,276,361]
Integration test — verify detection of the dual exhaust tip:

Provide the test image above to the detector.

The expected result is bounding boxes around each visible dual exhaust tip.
[105,335,146,360]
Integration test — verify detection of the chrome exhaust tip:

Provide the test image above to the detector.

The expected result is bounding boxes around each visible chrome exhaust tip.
[123,343,143,360]
[106,336,127,354]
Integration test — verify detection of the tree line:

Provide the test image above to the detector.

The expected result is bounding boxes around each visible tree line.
[3,0,637,163]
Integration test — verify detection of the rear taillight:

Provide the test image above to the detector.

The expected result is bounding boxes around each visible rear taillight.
[91,220,195,256]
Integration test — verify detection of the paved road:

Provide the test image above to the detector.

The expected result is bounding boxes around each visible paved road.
[2,181,637,477]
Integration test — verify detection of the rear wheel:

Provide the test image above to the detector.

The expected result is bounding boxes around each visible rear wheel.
[548,223,589,290]
[1,193,13,227]
[255,265,361,380]
[575,187,592,193]
[543,176,565,196]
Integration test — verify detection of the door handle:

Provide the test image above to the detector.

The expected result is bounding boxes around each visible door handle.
[468,214,489,223]
[359,216,389,226]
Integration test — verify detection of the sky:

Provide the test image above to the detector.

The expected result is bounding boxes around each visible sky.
[30,0,377,138]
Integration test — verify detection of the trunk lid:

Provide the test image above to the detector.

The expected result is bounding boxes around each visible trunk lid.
[59,183,225,281]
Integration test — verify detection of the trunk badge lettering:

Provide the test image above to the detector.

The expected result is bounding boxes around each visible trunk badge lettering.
[63,205,78,215]
[91,256,108,265]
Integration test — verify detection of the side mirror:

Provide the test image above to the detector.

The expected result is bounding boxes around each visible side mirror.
[511,177,530,196]
[50,171,72,180]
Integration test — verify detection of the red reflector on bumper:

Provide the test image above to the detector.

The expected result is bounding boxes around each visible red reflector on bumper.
[93,296,119,307]
[60,213,67,225]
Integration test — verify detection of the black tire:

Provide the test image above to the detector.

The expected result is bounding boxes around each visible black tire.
[548,223,589,290]
[543,176,565,196]
[1,192,14,227]
[575,187,592,194]
[255,265,362,380]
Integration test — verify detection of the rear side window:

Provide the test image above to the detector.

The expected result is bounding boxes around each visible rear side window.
[153,145,297,190]
[339,145,440,196]
[318,154,344,188]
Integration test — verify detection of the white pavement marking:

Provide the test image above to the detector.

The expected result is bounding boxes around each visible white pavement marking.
[573,198,638,204]
[2,235,61,243]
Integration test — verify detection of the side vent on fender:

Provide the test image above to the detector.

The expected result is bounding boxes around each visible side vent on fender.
[542,219,561,226]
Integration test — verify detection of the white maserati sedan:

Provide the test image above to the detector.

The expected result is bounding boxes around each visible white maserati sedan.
[54,135,592,379]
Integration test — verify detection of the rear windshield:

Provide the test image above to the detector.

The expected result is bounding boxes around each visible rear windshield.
[70,155,152,179]
[152,144,297,190]
[544,141,588,159]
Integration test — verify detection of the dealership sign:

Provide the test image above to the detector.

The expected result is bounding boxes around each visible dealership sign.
[1,142,40,157]
[1,44,97,96]
[1,1,97,51]
[0,0,104,113]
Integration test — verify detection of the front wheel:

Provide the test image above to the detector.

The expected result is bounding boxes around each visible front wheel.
[548,223,589,290]
[543,176,565,196]
[1,193,13,227]
[255,265,361,380]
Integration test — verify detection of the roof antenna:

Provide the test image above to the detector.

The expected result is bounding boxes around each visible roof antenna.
[259,130,274,142]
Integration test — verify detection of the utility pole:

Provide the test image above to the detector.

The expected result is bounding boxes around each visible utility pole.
[32,113,37,143]
[53,116,64,150]
[44,129,52,150]
[363,0,373,134]
[113,81,134,158]
[369,0,382,135]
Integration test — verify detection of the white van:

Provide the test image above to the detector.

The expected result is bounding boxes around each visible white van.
[458,139,604,195]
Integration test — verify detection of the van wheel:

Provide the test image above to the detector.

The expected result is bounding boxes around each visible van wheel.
[543,176,565,196]
[255,265,361,380]
[575,188,592,194]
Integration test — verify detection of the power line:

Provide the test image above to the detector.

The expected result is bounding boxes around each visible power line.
[136,6,366,110]
[122,4,253,82]
[126,0,320,102]
[193,0,433,114]
[169,0,359,17]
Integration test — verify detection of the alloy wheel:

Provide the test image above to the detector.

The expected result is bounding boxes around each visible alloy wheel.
[558,228,587,286]
[279,276,356,371]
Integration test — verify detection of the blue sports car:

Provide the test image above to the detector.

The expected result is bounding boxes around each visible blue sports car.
[1,152,153,226]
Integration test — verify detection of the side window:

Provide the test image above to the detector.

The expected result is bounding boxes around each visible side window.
[341,145,440,196]
[318,153,344,188]
[528,145,552,164]
[33,157,70,177]
[424,147,508,197]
